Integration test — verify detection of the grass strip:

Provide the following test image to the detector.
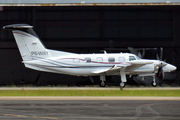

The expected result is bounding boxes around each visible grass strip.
[0,90,180,96]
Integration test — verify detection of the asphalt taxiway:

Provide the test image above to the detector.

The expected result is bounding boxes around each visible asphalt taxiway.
[0,87,180,119]
[0,100,180,120]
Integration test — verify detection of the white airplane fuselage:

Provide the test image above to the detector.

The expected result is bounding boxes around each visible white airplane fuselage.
[23,53,176,76]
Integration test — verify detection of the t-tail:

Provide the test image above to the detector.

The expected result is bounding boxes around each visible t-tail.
[3,24,51,61]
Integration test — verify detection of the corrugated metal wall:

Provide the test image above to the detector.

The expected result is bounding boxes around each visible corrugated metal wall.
[0,7,176,42]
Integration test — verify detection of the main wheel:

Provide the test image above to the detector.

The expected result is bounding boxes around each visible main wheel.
[99,81,106,87]
[120,82,126,88]
[152,82,157,87]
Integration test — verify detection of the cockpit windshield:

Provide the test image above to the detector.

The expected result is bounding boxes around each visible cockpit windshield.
[135,55,141,60]
[129,55,141,61]
[129,56,136,61]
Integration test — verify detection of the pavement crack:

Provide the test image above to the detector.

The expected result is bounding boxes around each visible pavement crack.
[133,104,161,120]
[134,104,144,118]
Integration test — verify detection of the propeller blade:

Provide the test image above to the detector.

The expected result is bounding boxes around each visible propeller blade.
[161,67,164,80]
[128,47,143,58]
[156,54,160,60]
[141,48,145,59]
[138,52,142,58]
[158,67,164,80]
[160,47,163,61]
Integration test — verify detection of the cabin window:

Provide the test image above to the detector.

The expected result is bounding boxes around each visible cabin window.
[129,56,136,61]
[118,57,125,62]
[73,58,80,63]
[108,57,115,63]
[85,57,91,63]
[96,57,103,62]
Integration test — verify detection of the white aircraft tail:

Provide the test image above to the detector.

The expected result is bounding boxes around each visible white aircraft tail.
[3,24,51,61]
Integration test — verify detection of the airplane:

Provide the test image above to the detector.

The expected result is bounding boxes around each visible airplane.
[3,24,177,87]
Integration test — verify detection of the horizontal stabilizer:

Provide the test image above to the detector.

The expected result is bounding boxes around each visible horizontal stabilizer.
[3,24,33,30]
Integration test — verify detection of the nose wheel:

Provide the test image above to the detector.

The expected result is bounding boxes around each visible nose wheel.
[152,75,157,87]
[152,82,157,87]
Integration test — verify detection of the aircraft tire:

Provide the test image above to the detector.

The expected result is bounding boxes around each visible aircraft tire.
[120,82,126,88]
[152,82,157,87]
[99,81,106,87]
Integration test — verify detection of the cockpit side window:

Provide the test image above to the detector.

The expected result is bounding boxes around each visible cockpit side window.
[129,56,136,61]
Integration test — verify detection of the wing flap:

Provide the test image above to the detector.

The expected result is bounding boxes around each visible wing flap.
[91,65,121,74]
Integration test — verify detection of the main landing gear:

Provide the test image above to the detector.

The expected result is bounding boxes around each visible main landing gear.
[98,75,126,88]
[99,75,106,87]
[99,68,127,88]
[120,68,127,88]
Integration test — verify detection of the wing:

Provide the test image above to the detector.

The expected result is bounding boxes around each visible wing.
[125,60,153,71]
[91,65,121,74]
[91,60,153,75]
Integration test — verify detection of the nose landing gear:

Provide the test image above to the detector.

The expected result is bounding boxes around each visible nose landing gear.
[152,75,157,87]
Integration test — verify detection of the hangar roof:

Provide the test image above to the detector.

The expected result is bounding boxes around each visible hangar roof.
[0,0,180,6]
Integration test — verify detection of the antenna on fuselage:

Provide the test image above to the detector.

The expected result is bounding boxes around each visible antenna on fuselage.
[100,50,107,54]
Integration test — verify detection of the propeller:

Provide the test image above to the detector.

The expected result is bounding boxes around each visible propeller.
[158,67,164,80]
[156,47,168,80]
[157,62,167,80]
[156,60,167,80]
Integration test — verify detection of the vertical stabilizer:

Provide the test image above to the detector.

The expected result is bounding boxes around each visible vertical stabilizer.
[3,24,51,61]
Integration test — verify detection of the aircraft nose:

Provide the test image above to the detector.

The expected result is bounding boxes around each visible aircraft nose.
[162,64,177,72]
[171,65,177,71]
